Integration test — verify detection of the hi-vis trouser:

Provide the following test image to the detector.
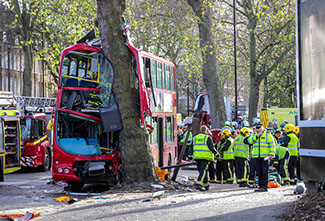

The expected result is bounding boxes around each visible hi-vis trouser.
[276,151,290,182]
[235,157,248,184]
[195,159,210,188]
[222,159,234,183]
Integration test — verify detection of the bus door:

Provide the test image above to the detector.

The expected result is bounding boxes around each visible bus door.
[157,117,164,167]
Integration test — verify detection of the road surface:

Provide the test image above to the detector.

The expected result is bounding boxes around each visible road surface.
[0,168,299,221]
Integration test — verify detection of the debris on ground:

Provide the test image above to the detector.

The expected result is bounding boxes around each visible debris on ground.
[105,178,194,194]
[152,190,165,200]
[63,191,102,196]
[294,183,306,194]
[0,211,41,220]
[150,184,164,189]
[54,196,70,202]
[285,191,325,220]
[47,180,68,187]
[67,198,79,204]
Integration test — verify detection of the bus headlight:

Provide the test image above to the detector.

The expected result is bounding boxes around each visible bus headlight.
[64,168,69,174]
[57,168,63,173]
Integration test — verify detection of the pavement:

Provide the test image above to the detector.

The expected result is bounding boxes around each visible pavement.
[0,168,300,221]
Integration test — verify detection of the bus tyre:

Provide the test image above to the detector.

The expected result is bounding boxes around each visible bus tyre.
[68,182,84,192]
[38,148,51,172]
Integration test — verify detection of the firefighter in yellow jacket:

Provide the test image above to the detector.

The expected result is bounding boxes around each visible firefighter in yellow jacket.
[219,129,235,184]
[234,127,250,187]
[245,123,276,192]
[280,124,299,185]
[193,125,219,191]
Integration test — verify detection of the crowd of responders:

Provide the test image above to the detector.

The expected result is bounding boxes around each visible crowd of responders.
[177,120,300,192]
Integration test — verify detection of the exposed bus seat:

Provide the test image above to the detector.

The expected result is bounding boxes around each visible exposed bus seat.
[86,138,98,146]
[65,78,78,87]
[80,78,94,87]
[58,138,101,156]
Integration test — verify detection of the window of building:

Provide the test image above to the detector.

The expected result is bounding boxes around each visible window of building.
[14,79,17,95]
[13,55,16,70]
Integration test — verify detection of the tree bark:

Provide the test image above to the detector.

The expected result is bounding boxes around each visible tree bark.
[97,0,158,184]
[22,45,33,96]
[263,77,268,108]
[187,0,227,129]
[248,76,261,125]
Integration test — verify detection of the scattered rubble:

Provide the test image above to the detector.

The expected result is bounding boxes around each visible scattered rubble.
[285,191,325,220]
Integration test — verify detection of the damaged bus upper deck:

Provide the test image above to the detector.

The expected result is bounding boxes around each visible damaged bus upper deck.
[52,31,177,190]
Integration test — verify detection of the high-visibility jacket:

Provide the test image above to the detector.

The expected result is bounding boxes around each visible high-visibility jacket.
[247,131,276,158]
[216,141,224,161]
[181,131,193,145]
[223,137,234,160]
[234,134,249,159]
[286,133,299,157]
[193,133,213,161]
[275,145,287,161]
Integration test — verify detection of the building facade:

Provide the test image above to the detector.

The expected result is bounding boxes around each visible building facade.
[0,43,55,98]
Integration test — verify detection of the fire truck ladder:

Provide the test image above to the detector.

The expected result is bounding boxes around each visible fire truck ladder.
[0,91,15,109]
[15,96,56,114]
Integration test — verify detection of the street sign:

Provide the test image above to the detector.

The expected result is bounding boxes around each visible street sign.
[233,105,247,112]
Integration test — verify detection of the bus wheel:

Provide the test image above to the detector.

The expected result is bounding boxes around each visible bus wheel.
[68,182,84,192]
[38,148,51,172]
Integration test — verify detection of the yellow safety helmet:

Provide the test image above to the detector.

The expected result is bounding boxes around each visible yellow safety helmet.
[222,129,231,139]
[240,127,250,137]
[285,124,295,133]
[294,126,300,136]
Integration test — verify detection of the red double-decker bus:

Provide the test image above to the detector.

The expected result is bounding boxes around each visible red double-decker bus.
[136,50,177,168]
[52,34,177,190]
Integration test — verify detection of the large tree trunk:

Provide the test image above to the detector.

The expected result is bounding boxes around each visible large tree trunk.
[22,45,32,96]
[187,0,227,129]
[247,11,258,126]
[97,0,157,184]
[248,77,261,126]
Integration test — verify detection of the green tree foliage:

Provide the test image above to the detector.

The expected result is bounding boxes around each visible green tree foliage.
[221,0,296,124]
[186,0,227,128]
[4,0,96,95]
[263,49,296,108]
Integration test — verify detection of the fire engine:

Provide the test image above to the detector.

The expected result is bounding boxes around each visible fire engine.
[0,91,22,175]
[16,96,56,171]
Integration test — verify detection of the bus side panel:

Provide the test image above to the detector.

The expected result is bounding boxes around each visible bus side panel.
[300,127,325,182]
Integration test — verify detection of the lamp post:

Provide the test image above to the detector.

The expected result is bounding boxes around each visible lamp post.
[233,0,238,122]
[187,80,190,117]
[42,20,45,97]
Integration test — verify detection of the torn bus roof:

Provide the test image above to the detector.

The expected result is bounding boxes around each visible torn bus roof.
[126,43,151,127]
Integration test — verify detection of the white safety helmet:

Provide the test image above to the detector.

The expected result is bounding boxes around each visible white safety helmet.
[225,121,231,126]
[232,122,238,127]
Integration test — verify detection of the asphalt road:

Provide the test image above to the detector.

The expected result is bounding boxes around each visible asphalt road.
[0,168,299,221]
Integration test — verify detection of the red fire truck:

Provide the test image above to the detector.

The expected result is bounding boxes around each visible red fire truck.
[16,97,56,172]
